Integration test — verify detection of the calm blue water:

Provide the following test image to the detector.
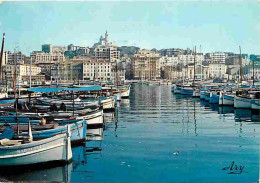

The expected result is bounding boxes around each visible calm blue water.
[1,84,260,182]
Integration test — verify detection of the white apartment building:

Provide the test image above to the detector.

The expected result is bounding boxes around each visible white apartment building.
[178,54,204,66]
[3,51,24,65]
[211,52,226,64]
[132,49,161,80]
[94,46,120,62]
[4,64,41,81]
[159,56,179,67]
[30,51,65,64]
[83,59,114,81]
[209,63,227,79]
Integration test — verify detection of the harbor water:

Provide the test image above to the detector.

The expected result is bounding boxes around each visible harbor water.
[1,84,259,182]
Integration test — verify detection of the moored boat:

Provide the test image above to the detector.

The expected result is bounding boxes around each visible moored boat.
[234,95,251,109]
[0,125,72,167]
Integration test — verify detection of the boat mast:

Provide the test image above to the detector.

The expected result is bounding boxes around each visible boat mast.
[193,46,196,87]
[29,57,32,88]
[14,47,19,136]
[239,46,243,84]
[252,59,255,86]
[0,33,5,81]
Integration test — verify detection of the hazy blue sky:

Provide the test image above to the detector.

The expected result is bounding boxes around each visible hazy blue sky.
[0,0,259,55]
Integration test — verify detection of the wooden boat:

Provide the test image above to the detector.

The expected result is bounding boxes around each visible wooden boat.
[173,85,181,94]
[209,91,220,104]
[120,86,130,99]
[180,86,194,95]
[18,119,87,144]
[204,91,211,101]
[234,95,251,109]
[219,92,235,106]
[0,125,72,167]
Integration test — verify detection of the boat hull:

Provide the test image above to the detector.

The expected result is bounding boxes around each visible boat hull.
[81,109,103,128]
[234,96,251,109]
[205,92,210,101]
[209,93,219,104]
[19,120,86,144]
[102,98,115,111]
[0,133,72,167]
[219,94,234,106]
[121,89,130,99]
[180,88,193,95]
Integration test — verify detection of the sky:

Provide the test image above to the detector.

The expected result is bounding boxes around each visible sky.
[0,0,259,55]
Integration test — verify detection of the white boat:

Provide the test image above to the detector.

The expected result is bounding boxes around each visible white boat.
[234,96,251,109]
[0,125,72,167]
[121,88,130,99]
[101,97,115,111]
[219,92,235,106]
[80,109,103,127]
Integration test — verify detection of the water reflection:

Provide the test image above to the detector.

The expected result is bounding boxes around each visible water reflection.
[234,109,252,122]
[72,145,87,171]
[87,127,104,141]
[1,163,72,182]
[218,106,234,114]
[120,99,130,108]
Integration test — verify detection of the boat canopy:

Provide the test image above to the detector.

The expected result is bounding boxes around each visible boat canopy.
[28,85,101,93]
[28,87,64,93]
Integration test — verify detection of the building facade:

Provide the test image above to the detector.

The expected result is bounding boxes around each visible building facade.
[131,49,161,80]
[31,51,66,64]
[3,51,24,65]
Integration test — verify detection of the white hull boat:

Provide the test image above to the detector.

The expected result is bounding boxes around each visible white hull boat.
[121,89,130,98]
[234,96,251,109]
[219,93,234,106]
[0,126,72,167]
[101,97,115,111]
[80,109,103,127]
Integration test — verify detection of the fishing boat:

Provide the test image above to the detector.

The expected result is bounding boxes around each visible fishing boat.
[0,125,72,167]
[173,85,182,94]
[100,96,115,111]
[18,119,87,144]
[204,91,211,102]
[120,86,130,99]
[180,86,194,95]
[209,91,220,104]
[234,95,251,109]
[219,92,235,106]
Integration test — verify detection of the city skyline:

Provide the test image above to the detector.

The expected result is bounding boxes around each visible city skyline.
[0,1,260,55]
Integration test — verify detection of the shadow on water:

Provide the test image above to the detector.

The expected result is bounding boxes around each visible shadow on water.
[234,108,260,122]
[218,106,234,114]
[0,163,72,182]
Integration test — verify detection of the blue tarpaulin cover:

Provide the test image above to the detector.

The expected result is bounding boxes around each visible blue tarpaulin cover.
[0,126,15,140]
[28,87,64,93]
[28,86,101,93]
